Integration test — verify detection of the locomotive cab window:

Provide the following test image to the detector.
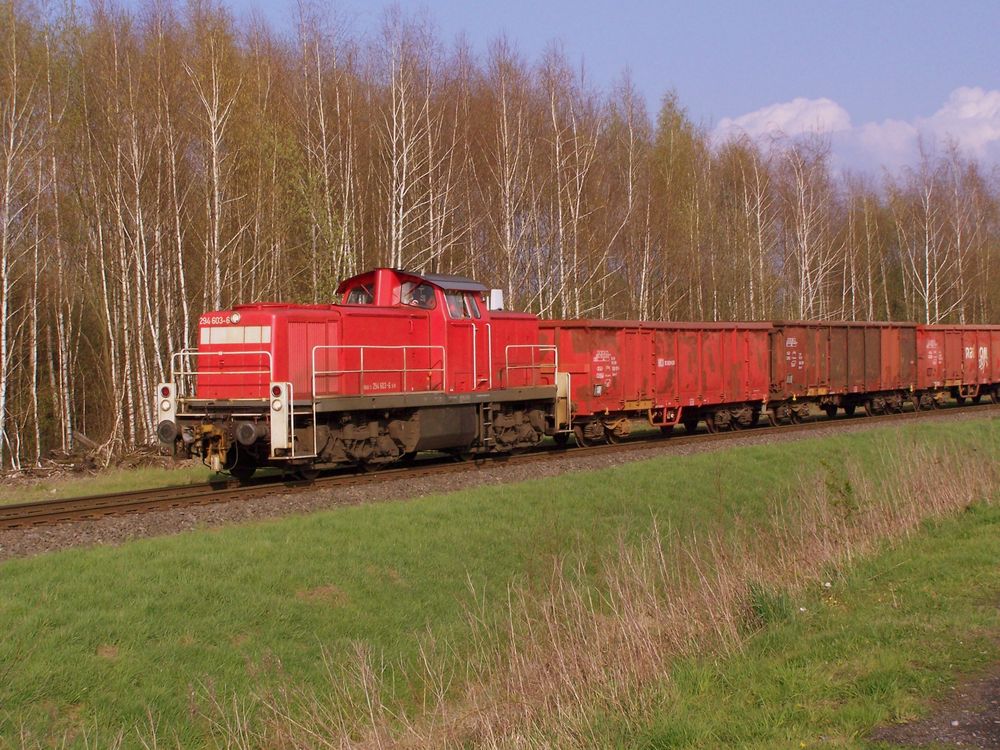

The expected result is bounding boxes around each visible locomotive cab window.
[344,283,374,305]
[401,282,436,309]
[466,292,482,319]
[445,291,481,319]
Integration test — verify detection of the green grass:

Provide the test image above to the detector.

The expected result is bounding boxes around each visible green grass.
[612,502,1000,749]
[0,418,996,747]
[0,464,223,505]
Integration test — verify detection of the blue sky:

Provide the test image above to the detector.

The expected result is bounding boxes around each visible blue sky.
[227,0,1000,170]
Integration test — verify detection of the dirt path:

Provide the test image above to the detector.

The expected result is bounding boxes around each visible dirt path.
[870,668,1000,748]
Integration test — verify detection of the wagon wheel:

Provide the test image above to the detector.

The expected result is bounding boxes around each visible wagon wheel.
[553,432,570,448]
[955,395,966,406]
[730,417,744,431]
[789,409,804,424]
[703,412,718,433]
[863,400,875,417]
[842,404,857,418]
[294,466,321,481]
[573,424,602,447]
[659,425,674,438]
[992,389,1000,405]
[823,404,838,419]
[750,409,761,427]
[683,418,699,434]
[605,428,622,445]
[972,394,982,405]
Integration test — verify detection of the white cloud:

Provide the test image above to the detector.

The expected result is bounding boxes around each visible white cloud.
[714,97,852,142]
[713,87,1000,173]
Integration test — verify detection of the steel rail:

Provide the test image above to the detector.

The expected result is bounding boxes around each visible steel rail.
[1,402,997,530]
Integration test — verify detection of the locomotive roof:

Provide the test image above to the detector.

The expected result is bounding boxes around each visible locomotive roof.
[335,268,488,294]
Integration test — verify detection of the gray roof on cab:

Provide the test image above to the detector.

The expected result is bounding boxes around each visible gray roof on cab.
[417,272,488,292]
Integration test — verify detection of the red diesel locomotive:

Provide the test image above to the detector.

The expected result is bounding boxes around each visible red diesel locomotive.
[156,267,1000,477]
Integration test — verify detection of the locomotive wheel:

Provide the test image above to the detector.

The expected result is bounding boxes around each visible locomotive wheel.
[226,445,257,481]
[230,463,256,481]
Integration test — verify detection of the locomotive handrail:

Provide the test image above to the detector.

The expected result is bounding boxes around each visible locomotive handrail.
[310,345,448,398]
[170,349,273,399]
[502,345,558,388]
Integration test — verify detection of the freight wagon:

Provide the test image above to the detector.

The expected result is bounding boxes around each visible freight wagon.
[537,321,771,440]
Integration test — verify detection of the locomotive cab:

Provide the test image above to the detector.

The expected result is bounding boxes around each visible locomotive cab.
[157,268,565,478]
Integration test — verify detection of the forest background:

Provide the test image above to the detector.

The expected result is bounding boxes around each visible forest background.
[0,0,997,467]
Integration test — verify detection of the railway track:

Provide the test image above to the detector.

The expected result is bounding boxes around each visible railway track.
[2,402,998,531]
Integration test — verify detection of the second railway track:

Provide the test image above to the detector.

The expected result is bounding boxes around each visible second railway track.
[2,402,998,531]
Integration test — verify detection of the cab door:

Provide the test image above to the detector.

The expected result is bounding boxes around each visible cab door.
[445,290,490,392]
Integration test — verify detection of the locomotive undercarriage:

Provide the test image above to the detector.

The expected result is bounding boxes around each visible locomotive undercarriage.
[165,390,559,480]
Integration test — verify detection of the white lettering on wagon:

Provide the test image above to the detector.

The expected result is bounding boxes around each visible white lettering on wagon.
[592,349,620,387]
[924,339,943,366]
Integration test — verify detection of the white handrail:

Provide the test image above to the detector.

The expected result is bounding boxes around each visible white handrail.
[503,345,558,388]
[311,345,448,398]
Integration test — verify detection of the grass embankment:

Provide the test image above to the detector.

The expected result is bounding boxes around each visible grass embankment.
[0,464,221,505]
[607,502,1000,748]
[0,418,997,748]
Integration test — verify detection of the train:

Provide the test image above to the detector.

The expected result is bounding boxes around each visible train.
[155,267,1000,478]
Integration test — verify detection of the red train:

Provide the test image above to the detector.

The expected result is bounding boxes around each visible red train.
[156,267,1000,477]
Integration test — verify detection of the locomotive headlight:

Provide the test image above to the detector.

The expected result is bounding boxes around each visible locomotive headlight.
[271,399,283,411]
[160,399,173,412]
[230,311,241,324]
